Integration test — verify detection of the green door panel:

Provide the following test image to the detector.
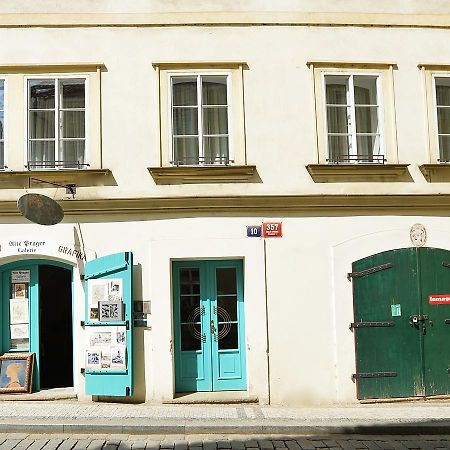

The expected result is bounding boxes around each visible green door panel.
[352,248,423,400]
[353,247,450,400]
[418,248,450,396]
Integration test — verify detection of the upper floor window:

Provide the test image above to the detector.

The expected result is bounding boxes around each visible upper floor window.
[170,74,230,166]
[324,74,383,164]
[28,78,87,170]
[434,76,450,163]
[309,62,398,166]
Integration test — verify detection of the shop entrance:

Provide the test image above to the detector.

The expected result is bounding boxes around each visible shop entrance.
[351,247,450,400]
[173,260,247,392]
[0,260,73,391]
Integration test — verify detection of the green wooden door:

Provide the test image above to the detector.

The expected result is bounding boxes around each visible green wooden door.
[418,248,450,396]
[173,260,247,392]
[352,247,450,400]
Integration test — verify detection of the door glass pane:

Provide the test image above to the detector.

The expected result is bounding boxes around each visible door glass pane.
[216,268,237,294]
[439,136,450,162]
[218,323,238,350]
[437,108,450,134]
[29,141,55,168]
[181,324,201,351]
[172,77,198,106]
[180,296,201,322]
[29,80,55,109]
[218,296,237,321]
[356,135,381,160]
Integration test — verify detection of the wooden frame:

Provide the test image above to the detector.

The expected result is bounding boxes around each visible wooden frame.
[0,353,34,393]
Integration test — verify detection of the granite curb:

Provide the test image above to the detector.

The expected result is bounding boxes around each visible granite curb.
[0,419,450,435]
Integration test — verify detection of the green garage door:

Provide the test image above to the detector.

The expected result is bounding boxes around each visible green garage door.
[351,247,450,400]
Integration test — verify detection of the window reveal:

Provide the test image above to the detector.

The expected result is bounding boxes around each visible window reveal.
[28,78,86,170]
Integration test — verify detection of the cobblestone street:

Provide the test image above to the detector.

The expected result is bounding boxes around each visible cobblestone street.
[0,435,449,450]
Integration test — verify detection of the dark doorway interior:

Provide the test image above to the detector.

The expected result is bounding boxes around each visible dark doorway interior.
[39,265,73,389]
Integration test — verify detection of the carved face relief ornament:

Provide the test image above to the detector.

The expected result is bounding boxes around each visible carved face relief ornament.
[410,223,427,247]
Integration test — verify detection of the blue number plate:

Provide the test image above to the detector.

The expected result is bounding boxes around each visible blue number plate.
[246,225,262,237]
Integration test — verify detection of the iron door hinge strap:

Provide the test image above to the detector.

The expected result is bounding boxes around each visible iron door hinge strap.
[442,262,450,269]
[445,319,450,324]
[448,368,450,374]
[349,321,395,331]
[351,371,397,382]
[347,263,393,280]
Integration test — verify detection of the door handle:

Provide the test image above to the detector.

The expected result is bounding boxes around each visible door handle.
[210,320,216,334]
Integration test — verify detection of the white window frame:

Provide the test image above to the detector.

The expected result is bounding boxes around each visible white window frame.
[0,77,7,171]
[432,74,450,163]
[167,70,233,166]
[24,74,89,170]
[321,71,385,164]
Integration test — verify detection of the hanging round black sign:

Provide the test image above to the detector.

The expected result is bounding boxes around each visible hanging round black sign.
[17,193,64,226]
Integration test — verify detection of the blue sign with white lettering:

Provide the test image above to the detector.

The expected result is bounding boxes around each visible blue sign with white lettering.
[247,225,262,237]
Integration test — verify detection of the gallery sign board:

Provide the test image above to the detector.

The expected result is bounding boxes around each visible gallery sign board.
[0,238,96,264]
[429,294,450,305]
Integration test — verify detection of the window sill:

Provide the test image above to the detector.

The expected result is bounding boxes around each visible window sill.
[0,169,114,189]
[148,165,258,184]
[306,164,411,183]
[419,164,450,182]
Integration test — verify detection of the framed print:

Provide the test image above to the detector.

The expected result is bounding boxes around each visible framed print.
[9,299,29,325]
[89,330,111,347]
[99,300,123,322]
[85,349,101,369]
[115,327,126,345]
[108,279,123,302]
[13,284,26,299]
[88,279,108,305]
[10,324,29,340]
[110,346,126,369]
[0,353,34,393]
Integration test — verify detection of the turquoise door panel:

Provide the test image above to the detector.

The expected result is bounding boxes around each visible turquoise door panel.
[84,252,134,397]
[173,260,246,392]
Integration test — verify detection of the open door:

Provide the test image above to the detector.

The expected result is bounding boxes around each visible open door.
[84,252,133,396]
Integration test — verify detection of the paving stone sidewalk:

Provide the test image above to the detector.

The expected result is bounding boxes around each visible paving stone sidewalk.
[0,401,449,435]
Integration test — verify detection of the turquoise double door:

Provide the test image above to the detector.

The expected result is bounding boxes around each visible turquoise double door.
[173,260,247,392]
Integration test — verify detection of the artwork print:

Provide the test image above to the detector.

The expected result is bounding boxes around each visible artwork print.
[0,353,34,393]
[89,331,111,347]
[99,300,122,322]
[86,350,101,369]
[116,329,126,345]
[9,299,29,325]
[10,324,29,340]
[13,284,26,299]
[110,346,126,368]
[108,279,123,302]
[89,280,108,305]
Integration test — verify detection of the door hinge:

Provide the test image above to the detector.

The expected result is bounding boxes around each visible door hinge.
[351,371,397,382]
[126,386,130,396]
[445,319,450,324]
[442,261,450,269]
[349,321,395,331]
[347,263,393,280]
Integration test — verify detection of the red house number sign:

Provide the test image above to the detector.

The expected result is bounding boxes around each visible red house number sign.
[263,222,282,237]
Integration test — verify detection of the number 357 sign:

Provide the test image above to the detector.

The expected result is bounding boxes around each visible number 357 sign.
[263,222,283,237]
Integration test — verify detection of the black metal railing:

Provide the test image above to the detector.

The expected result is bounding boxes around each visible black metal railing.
[170,156,234,167]
[326,155,386,164]
[26,161,90,170]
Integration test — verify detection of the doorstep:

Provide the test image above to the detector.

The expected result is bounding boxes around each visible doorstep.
[163,391,259,404]
[0,387,77,401]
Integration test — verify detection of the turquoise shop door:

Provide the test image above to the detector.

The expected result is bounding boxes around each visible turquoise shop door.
[173,260,247,392]
[84,252,133,397]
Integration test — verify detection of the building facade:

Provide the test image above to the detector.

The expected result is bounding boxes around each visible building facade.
[0,0,448,405]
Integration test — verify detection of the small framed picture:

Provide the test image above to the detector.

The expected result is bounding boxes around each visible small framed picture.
[0,353,34,393]
[111,346,126,369]
[99,300,123,322]
[85,349,101,369]
[13,284,26,299]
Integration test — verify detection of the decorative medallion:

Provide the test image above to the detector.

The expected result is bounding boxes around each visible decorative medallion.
[410,223,427,247]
